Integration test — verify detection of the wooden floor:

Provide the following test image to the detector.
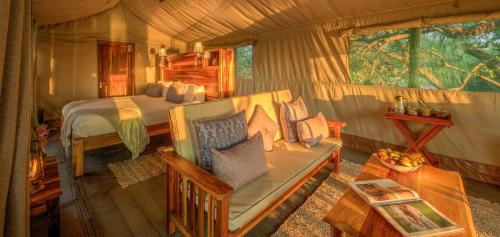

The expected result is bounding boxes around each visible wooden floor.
[31,133,500,237]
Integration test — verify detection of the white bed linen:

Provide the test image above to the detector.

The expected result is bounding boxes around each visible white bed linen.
[63,95,177,138]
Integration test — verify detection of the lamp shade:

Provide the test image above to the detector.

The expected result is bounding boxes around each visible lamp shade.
[159,46,167,57]
[203,51,211,59]
[192,41,204,53]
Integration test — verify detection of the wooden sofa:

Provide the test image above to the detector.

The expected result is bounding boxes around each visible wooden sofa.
[159,90,346,237]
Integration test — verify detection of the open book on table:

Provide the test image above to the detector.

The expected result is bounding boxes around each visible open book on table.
[350,179,463,237]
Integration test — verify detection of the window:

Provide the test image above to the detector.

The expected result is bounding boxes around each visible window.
[235,45,253,80]
[349,20,499,92]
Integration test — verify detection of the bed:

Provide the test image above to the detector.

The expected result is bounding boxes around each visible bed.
[63,95,174,137]
[61,95,179,177]
[63,53,231,177]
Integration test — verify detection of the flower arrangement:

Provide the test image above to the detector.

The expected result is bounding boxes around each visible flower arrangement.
[31,116,49,152]
[35,124,49,152]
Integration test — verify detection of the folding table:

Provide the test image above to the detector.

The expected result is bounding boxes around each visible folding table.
[385,112,453,166]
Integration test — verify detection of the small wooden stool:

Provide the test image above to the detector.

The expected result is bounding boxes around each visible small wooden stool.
[30,157,62,236]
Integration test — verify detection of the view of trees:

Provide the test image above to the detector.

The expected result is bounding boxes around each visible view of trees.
[350,20,499,92]
[235,45,253,80]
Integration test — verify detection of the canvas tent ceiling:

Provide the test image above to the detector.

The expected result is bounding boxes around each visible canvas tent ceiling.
[33,0,500,43]
[33,0,120,25]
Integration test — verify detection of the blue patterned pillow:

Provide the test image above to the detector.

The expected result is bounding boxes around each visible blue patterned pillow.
[190,110,248,171]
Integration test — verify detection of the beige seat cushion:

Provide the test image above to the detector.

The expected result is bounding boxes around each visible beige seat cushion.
[228,137,342,231]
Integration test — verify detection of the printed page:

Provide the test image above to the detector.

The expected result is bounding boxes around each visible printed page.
[350,179,420,205]
[374,200,463,237]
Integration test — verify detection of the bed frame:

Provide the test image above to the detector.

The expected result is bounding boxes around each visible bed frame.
[70,122,170,177]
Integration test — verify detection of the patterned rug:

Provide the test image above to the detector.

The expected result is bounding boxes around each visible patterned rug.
[272,160,500,237]
[108,151,167,188]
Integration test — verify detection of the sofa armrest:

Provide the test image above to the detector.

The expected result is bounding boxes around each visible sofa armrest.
[159,146,233,236]
[325,118,346,139]
[158,147,233,200]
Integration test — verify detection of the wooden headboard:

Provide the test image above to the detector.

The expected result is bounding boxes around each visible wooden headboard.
[162,67,219,99]
[161,51,233,101]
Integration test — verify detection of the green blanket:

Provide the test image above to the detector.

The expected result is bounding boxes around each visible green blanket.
[61,97,150,158]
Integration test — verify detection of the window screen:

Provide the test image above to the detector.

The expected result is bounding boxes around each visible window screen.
[349,20,499,92]
[235,45,253,80]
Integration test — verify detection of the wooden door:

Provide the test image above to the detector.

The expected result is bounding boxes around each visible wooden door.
[220,49,234,98]
[97,41,135,98]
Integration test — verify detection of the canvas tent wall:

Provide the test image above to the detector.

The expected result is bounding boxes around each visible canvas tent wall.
[32,0,500,184]
[36,4,187,119]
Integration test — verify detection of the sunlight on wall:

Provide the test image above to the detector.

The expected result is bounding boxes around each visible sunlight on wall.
[146,66,155,83]
[49,58,55,95]
[48,30,56,96]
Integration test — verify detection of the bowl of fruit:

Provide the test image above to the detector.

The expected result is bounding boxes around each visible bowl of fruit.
[375,148,425,173]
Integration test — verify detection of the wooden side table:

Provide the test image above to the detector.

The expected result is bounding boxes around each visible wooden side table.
[30,157,62,236]
[385,112,453,166]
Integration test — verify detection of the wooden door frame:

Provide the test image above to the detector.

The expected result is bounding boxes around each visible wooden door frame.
[97,40,136,97]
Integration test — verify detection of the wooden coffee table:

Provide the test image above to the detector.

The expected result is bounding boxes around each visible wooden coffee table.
[323,155,476,237]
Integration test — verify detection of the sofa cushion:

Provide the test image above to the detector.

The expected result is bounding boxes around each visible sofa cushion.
[190,110,248,171]
[279,97,308,143]
[169,90,292,163]
[227,137,342,231]
[247,105,279,151]
[211,132,268,190]
[297,112,330,148]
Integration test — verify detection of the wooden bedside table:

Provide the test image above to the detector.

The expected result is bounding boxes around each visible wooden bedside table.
[30,157,62,236]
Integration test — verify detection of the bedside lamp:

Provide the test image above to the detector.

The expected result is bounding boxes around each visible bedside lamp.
[159,45,167,67]
[192,41,204,66]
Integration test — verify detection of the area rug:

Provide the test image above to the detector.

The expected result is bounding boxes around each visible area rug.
[108,151,167,188]
[272,160,500,237]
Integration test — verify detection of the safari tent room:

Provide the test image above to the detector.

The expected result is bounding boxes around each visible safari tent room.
[1,0,499,236]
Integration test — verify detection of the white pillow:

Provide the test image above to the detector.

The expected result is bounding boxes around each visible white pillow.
[193,85,205,102]
[183,84,196,102]
[182,84,205,102]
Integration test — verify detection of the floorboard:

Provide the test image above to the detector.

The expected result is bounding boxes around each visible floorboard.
[127,179,168,236]
[110,188,160,237]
